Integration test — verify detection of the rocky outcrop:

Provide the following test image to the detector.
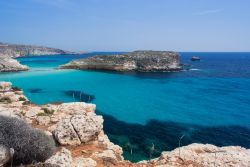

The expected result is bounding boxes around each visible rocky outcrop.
[0,82,249,167]
[0,58,28,72]
[139,143,250,167]
[60,51,182,72]
[0,42,72,58]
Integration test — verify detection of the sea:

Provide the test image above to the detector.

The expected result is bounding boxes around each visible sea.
[0,52,249,162]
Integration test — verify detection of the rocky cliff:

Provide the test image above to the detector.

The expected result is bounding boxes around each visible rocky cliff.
[0,42,72,58]
[60,51,182,72]
[0,82,249,167]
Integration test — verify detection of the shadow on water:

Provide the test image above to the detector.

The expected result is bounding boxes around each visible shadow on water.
[64,90,95,103]
[28,88,43,93]
[98,111,250,162]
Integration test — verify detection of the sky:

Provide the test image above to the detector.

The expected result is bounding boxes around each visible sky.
[0,0,250,52]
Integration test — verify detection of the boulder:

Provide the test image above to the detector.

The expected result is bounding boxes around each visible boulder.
[53,112,103,146]
[53,118,81,146]
[71,114,103,143]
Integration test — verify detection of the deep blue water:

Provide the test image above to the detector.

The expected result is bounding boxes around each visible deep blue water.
[0,52,250,162]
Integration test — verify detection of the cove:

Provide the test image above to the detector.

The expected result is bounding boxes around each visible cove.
[0,52,250,162]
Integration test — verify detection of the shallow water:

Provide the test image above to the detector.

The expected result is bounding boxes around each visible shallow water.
[0,52,250,162]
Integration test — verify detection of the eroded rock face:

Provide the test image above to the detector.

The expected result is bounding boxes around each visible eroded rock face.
[60,51,182,72]
[0,58,28,72]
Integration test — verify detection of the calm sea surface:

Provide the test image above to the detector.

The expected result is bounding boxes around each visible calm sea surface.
[0,52,250,162]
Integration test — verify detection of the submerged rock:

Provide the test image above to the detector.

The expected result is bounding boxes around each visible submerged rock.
[60,51,182,72]
[64,90,95,103]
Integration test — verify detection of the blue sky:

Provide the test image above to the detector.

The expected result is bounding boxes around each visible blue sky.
[0,0,249,52]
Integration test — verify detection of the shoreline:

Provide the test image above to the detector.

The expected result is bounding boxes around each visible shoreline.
[0,81,249,167]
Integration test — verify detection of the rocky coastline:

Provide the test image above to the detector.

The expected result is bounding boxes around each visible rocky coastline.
[0,42,73,72]
[0,82,249,167]
[0,42,72,58]
[60,51,182,72]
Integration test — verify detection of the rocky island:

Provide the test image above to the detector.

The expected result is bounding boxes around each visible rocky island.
[60,51,182,72]
[0,82,249,167]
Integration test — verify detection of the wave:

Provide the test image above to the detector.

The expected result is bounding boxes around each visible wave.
[189,68,201,71]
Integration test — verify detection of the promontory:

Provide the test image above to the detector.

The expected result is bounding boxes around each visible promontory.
[0,42,72,58]
[0,42,72,72]
[60,51,182,72]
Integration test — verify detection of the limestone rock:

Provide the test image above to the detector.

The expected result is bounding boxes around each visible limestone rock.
[97,133,123,160]
[72,157,97,167]
[37,116,51,126]
[92,150,119,166]
[45,148,72,167]
[0,82,12,91]
[24,106,44,118]
[140,143,250,167]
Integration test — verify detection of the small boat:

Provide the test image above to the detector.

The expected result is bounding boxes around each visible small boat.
[191,56,201,61]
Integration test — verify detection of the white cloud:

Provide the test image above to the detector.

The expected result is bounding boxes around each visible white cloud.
[193,9,223,16]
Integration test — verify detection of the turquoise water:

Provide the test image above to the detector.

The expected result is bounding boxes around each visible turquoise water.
[0,52,250,162]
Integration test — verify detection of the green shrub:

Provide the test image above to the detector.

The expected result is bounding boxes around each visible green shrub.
[0,116,56,165]
[36,112,50,117]
[12,87,22,91]
[0,96,12,103]
[19,97,26,101]
[41,108,55,115]
[22,101,32,105]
